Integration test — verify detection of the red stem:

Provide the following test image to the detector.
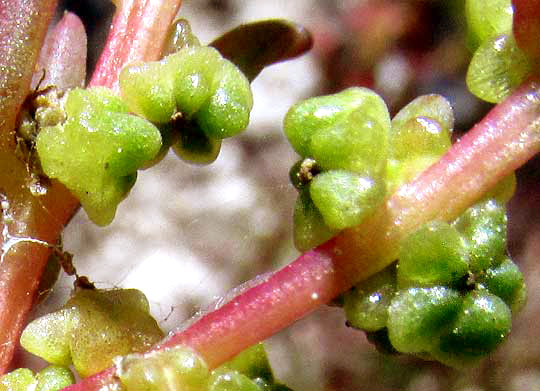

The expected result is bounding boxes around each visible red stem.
[0,0,60,373]
[88,0,183,91]
[64,77,540,390]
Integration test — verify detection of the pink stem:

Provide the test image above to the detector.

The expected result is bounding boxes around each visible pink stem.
[64,77,540,390]
[88,0,183,91]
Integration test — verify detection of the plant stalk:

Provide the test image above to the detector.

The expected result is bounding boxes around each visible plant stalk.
[64,77,540,390]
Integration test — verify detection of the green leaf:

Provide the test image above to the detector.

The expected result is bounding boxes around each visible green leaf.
[466,0,513,50]
[467,34,531,103]
[210,19,313,82]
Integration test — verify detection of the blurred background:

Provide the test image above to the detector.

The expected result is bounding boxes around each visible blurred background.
[19,0,540,390]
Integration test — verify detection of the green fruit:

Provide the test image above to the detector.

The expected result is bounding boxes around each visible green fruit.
[467,34,531,103]
[169,46,223,118]
[293,190,337,252]
[452,199,507,272]
[36,87,162,226]
[437,290,512,360]
[466,0,513,50]
[218,343,274,384]
[397,221,469,288]
[309,110,387,176]
[21,288,164,378]
[309,170,386,230]
[35,366,75,391]
[20,308,77,366]
[481,257,527,311]
[0,369,36,391]
[284,87,390,158]
[387,286,462,353]
[195,59,253,139]
[344,265,396,331]
[118,347,209,391]
[119,61,176,123]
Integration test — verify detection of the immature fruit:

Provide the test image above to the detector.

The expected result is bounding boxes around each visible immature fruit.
[481,257,527,311]
[397,221,469,288]
[284,87,390,159]
[344,265,396,331]
[21,288,164,378]
[309,170,385,230]
[36,87,162,226]
[452,199,507,272]
[387,286,462,354]
[118,347,209,391]
[435,291,512,364]
[293,190,337,252]
[386,94,453,192]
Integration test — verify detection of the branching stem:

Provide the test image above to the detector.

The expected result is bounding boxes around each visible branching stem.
[63,77,540,390]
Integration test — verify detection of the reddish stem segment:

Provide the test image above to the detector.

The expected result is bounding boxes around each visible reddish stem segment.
[0,0,60,373]
[65,78,540,390]
[88,0,183,91]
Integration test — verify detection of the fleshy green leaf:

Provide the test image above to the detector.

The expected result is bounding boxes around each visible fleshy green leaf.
[466,0,513,50]
[467,34,531,103]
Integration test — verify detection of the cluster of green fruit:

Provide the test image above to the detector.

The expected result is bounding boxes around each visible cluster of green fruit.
[343,198,526,367]
[285,88,454,251]
[19,287,164,378]
[0,366,74,391]
[118,343,292,391]
[9,286,293,391]
[285,84,525,366]
[466,0,534,103]
[34,20,253,226]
